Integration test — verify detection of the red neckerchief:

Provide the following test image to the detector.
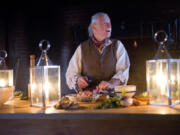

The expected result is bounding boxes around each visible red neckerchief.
[92,36,105,46]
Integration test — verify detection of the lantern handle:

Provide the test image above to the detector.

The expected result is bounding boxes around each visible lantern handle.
[0,50,7,60]
[0,50,7,69]
[154,30,168,45]
[39,40,51,52]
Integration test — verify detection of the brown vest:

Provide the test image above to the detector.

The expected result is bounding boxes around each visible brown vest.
[81,39,117,90]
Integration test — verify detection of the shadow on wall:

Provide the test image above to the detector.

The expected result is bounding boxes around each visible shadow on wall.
[121,38,155,94]
[59,41,82,96]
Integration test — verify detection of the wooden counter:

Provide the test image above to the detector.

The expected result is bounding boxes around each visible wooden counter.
[1,98,180,135]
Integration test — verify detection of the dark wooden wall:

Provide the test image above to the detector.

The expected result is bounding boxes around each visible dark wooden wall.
[0,1,180,95]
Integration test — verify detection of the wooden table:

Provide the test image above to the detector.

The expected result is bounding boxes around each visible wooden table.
[1,98,180,135]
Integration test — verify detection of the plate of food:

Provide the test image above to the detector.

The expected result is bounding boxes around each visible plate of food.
[54,96,79,109]
[77,90,93,102]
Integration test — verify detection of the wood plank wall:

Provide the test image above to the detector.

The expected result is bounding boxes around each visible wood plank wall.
[0,3,180,95]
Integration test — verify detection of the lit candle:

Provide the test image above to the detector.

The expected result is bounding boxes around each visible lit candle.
[44,81,51,99]
[31,83,36,93]
[155,71,167,95]
[171,75,175,85]
[0,79,6,87]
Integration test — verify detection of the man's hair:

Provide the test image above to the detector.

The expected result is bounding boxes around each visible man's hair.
[88,12,110,38]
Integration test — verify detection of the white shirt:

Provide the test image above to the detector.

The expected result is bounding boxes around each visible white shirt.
[66,40,130,90]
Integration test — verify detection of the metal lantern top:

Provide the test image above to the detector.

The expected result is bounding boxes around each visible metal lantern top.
[37,40,52,66]
[153,30,171,59]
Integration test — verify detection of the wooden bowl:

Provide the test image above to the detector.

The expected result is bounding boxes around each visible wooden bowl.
[0,86,15,106]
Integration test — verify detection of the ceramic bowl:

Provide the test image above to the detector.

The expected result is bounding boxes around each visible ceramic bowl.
[114,85,136,97]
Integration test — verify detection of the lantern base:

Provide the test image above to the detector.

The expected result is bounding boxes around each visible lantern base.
[149,101,180,107]
[30,101,58,108]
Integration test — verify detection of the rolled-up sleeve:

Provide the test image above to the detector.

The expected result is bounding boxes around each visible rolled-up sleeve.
[65,45,82,90]
[112,40,130,84]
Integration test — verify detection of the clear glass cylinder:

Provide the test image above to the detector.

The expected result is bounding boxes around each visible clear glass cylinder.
[0,69,13,87]
[30,66,60,107]
[146,59,180,106]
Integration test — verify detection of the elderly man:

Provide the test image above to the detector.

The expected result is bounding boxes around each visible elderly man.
[66,12,130,93]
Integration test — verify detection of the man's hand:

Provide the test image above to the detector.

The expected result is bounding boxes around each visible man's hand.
[77,76,89,89]
[97,79,121,92]
[98,81,113,92]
